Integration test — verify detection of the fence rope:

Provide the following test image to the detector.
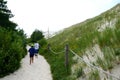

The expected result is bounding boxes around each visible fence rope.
[49,47,64,54]
[70,49,120,80]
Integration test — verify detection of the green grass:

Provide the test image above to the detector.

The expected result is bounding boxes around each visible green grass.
[40,46,74,80]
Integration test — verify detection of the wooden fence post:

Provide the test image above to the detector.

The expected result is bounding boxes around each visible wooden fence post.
[65,44,69,68]
[47,44,50,52]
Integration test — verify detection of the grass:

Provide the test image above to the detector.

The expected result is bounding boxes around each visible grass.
[40,45,74,80]
[89,70,100,80]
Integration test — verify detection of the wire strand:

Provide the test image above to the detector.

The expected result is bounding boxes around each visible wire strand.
[70,49,120,80]
[49,47,64,54]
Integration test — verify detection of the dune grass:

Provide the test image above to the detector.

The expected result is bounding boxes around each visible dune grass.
[40,4,120,80]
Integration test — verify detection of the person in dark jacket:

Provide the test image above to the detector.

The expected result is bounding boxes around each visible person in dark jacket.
[28,45,35,65]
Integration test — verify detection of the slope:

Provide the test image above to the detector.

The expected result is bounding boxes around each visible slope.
[48,3,120,52]
[42,3,120,80]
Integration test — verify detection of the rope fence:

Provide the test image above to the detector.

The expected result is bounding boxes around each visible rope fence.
[70,49,120,80]
[49,47,64,54]
[47,44,120,80]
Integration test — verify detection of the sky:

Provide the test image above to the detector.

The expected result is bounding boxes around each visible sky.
[7,0,120,36]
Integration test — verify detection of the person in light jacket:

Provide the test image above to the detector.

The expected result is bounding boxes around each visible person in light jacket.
[34,42,40,58]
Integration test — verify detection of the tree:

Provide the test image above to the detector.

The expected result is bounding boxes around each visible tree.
[30,29,44,42]
[0,0,27,77]
[0,0,17,30]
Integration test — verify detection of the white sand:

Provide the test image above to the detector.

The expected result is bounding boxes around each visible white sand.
[73,44,120,80]
[111,64,120,80]
[0,46,53,80]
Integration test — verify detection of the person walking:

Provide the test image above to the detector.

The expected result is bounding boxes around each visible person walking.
[34,42,40,58]
[28,45,35,65]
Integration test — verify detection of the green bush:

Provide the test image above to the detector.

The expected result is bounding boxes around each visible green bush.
[0,28,27,77]
[38,38,47,47]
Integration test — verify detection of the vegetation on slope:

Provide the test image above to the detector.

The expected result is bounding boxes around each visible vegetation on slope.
[41,3,120,80]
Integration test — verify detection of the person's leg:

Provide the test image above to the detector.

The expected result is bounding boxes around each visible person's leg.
[36,53,38,58]
[31,56,34,63]
[30,57,32,65]
[30,54,34,64]
[36,49,39,58]
[35,49,38,58]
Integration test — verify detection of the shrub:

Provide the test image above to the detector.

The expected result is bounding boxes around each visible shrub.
[0,28,27,77]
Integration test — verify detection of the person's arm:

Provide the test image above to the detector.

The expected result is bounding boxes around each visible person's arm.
[28,48,31,52]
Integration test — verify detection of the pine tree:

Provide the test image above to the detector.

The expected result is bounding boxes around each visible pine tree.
[0,0,17,30]
[31,29,44,42]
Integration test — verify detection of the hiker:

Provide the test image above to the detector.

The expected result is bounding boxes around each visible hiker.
[28,45,35,65]
[34,42,40,58]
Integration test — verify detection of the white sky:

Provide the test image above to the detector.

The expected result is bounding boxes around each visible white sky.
[7,0,120,36]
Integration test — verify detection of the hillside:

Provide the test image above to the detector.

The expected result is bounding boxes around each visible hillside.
[48,3,120,51]
[41,3,120,80]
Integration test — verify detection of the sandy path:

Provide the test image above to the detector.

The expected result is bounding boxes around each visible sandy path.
[0,46,53,80]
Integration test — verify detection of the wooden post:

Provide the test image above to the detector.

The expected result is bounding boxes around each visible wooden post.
[65,44,69,68]
[47,44,50,52]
